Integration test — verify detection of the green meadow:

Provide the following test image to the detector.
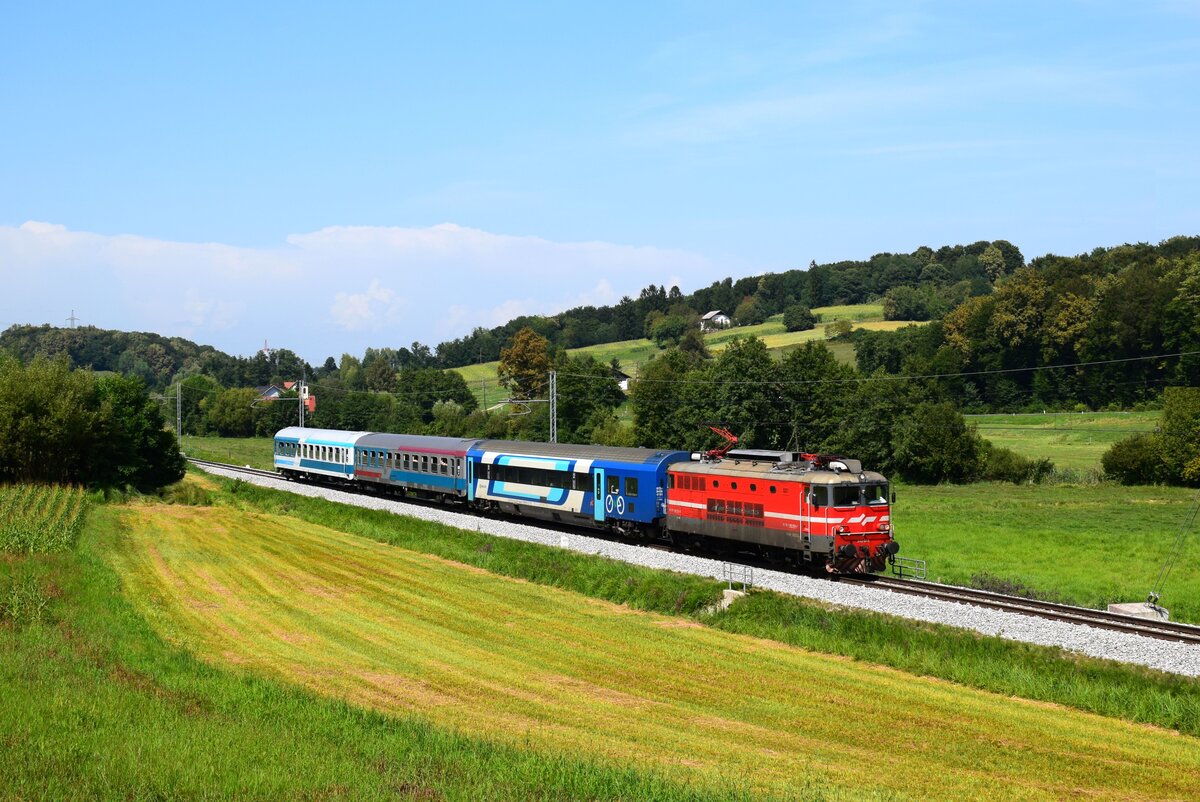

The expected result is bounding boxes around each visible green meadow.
[970,410,1160,472]
[2,475,1198,800]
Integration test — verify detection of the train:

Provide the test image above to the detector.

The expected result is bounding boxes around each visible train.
[272,426,900,573]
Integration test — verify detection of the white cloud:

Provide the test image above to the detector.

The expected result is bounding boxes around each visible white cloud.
[0,221,723,360]
[329,280,406,331]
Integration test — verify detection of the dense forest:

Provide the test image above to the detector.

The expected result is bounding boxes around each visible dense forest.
[852,236,1200,410]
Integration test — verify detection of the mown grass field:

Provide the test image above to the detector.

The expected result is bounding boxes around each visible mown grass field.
[2,502,750,801]
[453,303,913,403]
[106,495,1200,801]
[970,410,1161,472]
[5,477,1200,799]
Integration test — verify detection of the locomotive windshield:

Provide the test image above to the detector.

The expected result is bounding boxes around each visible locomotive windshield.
[811,483,890,507]
[831,485,861,507]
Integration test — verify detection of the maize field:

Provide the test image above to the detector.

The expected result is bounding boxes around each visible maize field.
[0,485,90,553]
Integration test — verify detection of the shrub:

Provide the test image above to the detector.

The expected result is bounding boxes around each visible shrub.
[890,402,986,483]
[781,304,817,332]
[982,444,1054,484]
[1101,433,1167,485]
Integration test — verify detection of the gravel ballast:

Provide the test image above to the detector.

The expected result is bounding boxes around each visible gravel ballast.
[199,465,1200,678]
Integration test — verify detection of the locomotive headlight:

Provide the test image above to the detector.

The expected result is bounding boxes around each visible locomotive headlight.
[879,523,890,532]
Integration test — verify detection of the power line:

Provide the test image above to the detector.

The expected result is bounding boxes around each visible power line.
[552,349,1200,386]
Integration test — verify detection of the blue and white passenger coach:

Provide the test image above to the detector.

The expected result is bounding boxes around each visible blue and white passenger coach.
[466,440,691,533]
[273,426,369,482]
[353,433,478,500]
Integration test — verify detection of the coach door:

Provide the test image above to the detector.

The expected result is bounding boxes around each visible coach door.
[593,468,606,522]
[466,459,475,501]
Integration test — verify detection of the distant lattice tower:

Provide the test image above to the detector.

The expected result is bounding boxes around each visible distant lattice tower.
[261,339,274,357]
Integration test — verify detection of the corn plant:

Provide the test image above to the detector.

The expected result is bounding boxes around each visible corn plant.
[0,484,90,553]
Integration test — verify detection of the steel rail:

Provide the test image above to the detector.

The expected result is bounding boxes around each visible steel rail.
[188,458,1200,645]
[837,575,1200,645]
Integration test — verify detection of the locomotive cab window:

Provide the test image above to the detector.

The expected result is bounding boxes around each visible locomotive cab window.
[832,485,861,507]
[864,484,889,505]
[809,486,829,507]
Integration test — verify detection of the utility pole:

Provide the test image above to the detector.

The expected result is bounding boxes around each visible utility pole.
[549,370,557,444]
[176,384,182,449]
[298,379,306,428]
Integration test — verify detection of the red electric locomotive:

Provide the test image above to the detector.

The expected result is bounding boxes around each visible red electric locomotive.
[666,449,899,573]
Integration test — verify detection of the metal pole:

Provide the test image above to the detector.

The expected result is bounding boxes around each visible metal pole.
[299,380,305,428]
[549,370,557,444]
[176,384,182,449]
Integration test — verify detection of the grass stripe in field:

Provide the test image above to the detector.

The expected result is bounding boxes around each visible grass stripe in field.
[110,503,1200,802]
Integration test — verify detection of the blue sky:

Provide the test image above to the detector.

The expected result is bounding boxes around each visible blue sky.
[2,1,1198,363]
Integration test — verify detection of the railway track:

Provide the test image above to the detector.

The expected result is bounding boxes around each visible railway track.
[837,574,1200,645]
[189,458,1200,646]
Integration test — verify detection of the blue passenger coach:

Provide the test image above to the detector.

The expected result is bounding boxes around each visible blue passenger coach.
[353,433,479,499]
[274,426,369,482]
[466,440,691,532]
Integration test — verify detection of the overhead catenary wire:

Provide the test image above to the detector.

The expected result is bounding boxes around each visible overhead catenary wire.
[550,348,1200,386]
[1149,489,1200,609]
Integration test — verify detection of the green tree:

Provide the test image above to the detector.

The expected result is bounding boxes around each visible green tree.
[651,315,689,347]
[678,329,712,362]
[554,354,624,442]
[202,388,258,437]
[733,295,766,326]
[92,374,186,490]
[824,319,853,339]
[981,244,1007,283]
[781,304,817,332]
[365,357,397,392]
[0,355,182,488]
[1159,386,1200,483]
[498,327,550,400]
[630,350,695,449]
[891,402,986,483]
[179,375,221,435]
[0,355,101,483]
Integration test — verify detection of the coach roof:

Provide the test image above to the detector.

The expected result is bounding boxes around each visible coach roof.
[357,433,479,452]
[474,439,688,465]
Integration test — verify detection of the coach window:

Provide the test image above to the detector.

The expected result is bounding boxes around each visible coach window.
[607,476,619,495]
[441,457,448,474]
[668,474,675,489]
[625,477,638,497]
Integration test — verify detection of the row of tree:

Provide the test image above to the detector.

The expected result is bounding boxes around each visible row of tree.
[0,356,184,489]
